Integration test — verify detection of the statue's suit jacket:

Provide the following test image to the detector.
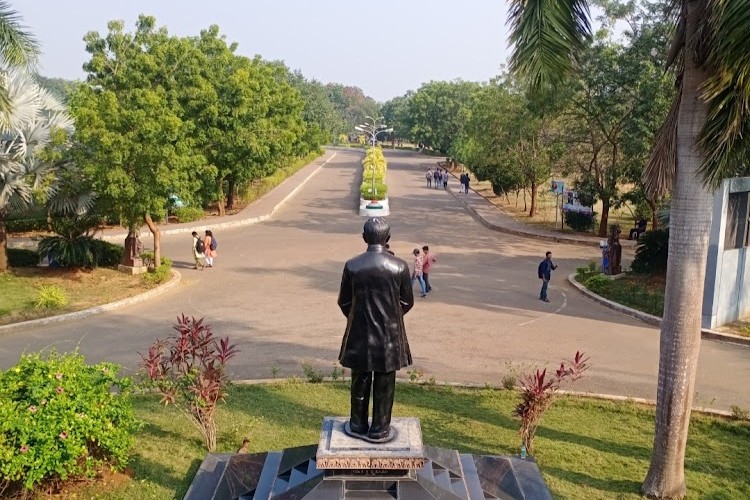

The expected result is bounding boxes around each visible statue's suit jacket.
[337,244,414,373]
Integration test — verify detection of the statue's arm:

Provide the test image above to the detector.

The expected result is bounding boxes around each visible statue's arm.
[399,265,415,315]
[337,266,352,317]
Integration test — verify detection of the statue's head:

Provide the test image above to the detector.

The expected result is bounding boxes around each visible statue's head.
[362,217,390,246]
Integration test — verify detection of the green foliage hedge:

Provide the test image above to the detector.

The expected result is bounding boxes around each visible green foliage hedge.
[7,249,39,267]
[564,210,597,232]
[0,351,139,493]
[171,206,205,223]
[143,256,173,285]
[91,241,124,267]
[5,217,48,234]
[632,229,669,275]
[360,182,388,200]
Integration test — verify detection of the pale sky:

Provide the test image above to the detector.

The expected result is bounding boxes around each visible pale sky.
[15,0,510,102]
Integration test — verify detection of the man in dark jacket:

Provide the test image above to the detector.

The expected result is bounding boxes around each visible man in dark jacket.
[537,251,558,303]
[338,218,415,441]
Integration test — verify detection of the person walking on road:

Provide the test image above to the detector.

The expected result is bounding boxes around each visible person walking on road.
[421,245,436,293]
[442,170,448,189]
[204,230,217,268]
[192,231,206,270]
[433,169,440,189]
[425,169,433,188]
[464,172,470,193]
[537,251,558,302]
[411,248,428,298]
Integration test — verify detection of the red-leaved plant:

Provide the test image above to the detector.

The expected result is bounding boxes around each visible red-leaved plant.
[513,351,589,454]
[140,315,238,451]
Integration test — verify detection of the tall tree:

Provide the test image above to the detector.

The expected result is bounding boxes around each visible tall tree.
[0,70,73,272]
[405,80,480,153]
[508,0,750,497]
[71,17,208,267]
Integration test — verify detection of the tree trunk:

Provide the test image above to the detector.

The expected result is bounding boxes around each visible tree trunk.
[529,181,537,217]
[523,189,527,212]
[515,190,520,208]
[642,3,713,497]
[216,180,226,217]
[647,197,659,230]
[0,216,8,273]
[143,213,161,268]
[226,177,236,211]
[598,200,610,237]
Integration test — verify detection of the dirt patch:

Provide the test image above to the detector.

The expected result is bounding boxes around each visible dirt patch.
[38,468,134,498]
[716,319,750,338]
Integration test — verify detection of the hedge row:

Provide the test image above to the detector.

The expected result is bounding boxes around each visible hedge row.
[361,147,388,201]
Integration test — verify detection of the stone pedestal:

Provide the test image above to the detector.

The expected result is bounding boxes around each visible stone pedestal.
[185,416,554,499]
[117,264,148,275]
[316,417,425,470]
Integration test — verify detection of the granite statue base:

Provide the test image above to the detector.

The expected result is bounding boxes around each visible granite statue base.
[117,264,148,275]
[185,416,553,499]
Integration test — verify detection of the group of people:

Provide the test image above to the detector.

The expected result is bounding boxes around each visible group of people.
[191,230,218,270]
[458,172,471,194]
[425,168,449,190]
[411,245,436,298]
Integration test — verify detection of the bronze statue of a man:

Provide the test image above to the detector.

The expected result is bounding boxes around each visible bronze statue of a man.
[337,218,414,442]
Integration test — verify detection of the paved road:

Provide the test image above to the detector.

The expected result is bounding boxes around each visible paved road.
[1,149,748,410]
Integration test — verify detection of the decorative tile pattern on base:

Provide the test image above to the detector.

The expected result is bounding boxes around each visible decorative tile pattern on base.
[316,417,425,470]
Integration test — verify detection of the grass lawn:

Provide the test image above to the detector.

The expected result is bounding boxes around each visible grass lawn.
[441,163,639,237]
[56,382,750,499]
[0,268,157,325]
[577,272,666,317]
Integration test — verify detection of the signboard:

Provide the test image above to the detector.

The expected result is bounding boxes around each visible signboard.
[551,180,564,194]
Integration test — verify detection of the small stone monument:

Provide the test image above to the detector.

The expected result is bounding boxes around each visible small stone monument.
[117,230,147,275]
[607,224,622,275]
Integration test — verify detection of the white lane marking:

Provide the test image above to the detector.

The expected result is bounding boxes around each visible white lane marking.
[517,291,568,327]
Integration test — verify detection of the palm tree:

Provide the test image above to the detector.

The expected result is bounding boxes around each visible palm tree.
[0,1,39,112]
[508,0,749,497]
[0,69,74,272]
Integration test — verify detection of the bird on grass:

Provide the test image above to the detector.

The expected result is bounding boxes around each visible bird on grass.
[237,438,250,454]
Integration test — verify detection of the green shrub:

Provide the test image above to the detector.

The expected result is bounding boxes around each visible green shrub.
[34,285,69,309]
[631,229,669,275]
[584,274,610,294]
[7,248,39,267]
[142,256,173,285]
[91,240,124,267]
[0,351,139,493]
[38,236,97,268]
[564,210,597,232]
[5,216,48,233]
[360,182,388,200]
[171,206,205,223]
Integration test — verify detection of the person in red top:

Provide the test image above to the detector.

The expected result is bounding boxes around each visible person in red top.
[421,245,436,294]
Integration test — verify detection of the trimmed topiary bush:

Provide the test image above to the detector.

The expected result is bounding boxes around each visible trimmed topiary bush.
[7,248,39,268]
[91,240,124,267]
[564,210,597,232]
[360,182,388,200]
[171,206,205,223]
[0,351,139,495]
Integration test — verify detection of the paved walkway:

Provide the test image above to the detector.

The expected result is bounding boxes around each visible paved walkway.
[1,149,748,410]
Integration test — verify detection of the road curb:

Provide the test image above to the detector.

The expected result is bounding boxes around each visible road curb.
[9,152,337,249]
[567,273,750,347]
[0,269,182,334]
[445,185,606,248]
[101,151,338,242]
[232,378,735,418]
